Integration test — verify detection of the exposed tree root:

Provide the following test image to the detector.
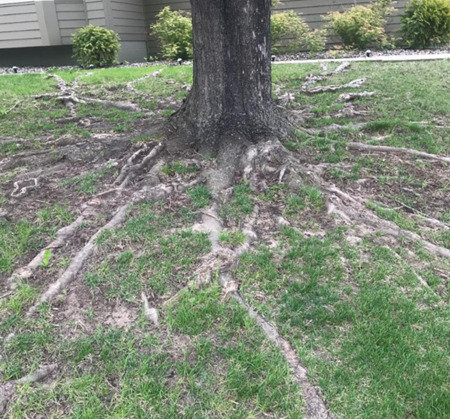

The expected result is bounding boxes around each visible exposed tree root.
[412,214,449,229]
[335,104,370,118]
[51,74,77,118]
[385,246,433,290]
[168,147,335,418]
[7,216,85,290]
[126,69,163,97]
[11,178,38,198]
[348,142,450,163]
[141,292,159,326]
[338,91,375,102]
[80,97,142,112]
[324,186,450,260]
[297,122,368,137]
[332,61,352,74]
[114,146,150,185]
[303,78,366,94]
[301,61,351,90]
[1,101,21,117]
[232,290,333,419]
[117,143,164,188]
[0,364,57,416]
[27,172,198,315]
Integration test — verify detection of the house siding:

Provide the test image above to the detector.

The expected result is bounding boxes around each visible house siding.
[111,0,147,42]
[85,0,106,27]
[55,0,88,44]
[0,1,43,49]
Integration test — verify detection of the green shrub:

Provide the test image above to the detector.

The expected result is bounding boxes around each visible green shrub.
[271,11,325,53]
[401,0,450,48]
[151,6,193,60]
[324,0,395,49]
[72,25,120,68]
[305,29,327,53]
[151,6,324,58]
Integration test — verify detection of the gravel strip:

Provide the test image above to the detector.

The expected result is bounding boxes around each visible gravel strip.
[1,48,448,75]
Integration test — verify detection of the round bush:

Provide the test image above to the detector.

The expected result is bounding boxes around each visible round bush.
[324,0,395,49]
[271,11,325,53]
[401,0,450,48]
[151,7,193,60]
[72,25,120,68]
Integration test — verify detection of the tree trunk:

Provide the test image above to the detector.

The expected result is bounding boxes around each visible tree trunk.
[167,0,289,155]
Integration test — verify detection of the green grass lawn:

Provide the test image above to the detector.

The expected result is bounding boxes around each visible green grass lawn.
[1,60,449,418]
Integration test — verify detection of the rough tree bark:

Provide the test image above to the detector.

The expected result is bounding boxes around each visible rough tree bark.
[167,0,290,157]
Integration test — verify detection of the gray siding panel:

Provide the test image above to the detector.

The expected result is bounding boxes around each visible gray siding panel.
[0,1,43,48]
[0,13,37,24]
[112,0,147,41]
[0,21,40,33]
[0,29,41,41]
[0,38,43,49]
[55,0,88,45]
[0,3,37,16]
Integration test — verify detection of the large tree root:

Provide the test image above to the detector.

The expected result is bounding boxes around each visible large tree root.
[27,175,196,316]
[338,91,374,102]
[35,74,144,117]
[304,78,366,94]
[126,69,163,97]
[79,97,142,112]
[51,74,77,118]
[231,289,333,419]
[324,186,450,260]
[348,142,450,163]
[301,61,351,89]
[0,364,57,416]
[21,150,170,311]
[116,143,164,188]
[7,216,85,290]
[168,152,334,418]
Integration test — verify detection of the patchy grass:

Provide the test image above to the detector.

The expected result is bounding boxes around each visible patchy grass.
[219,230,246,247]
[1,60,449,419]
[59,163,117,195]
[237,228,449,419]
[187,185,212,209]
[219,183,254,223]
[1,201,305,418]
[0,205,74,274]
[161,161,199,176]
[2,289,304,418]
